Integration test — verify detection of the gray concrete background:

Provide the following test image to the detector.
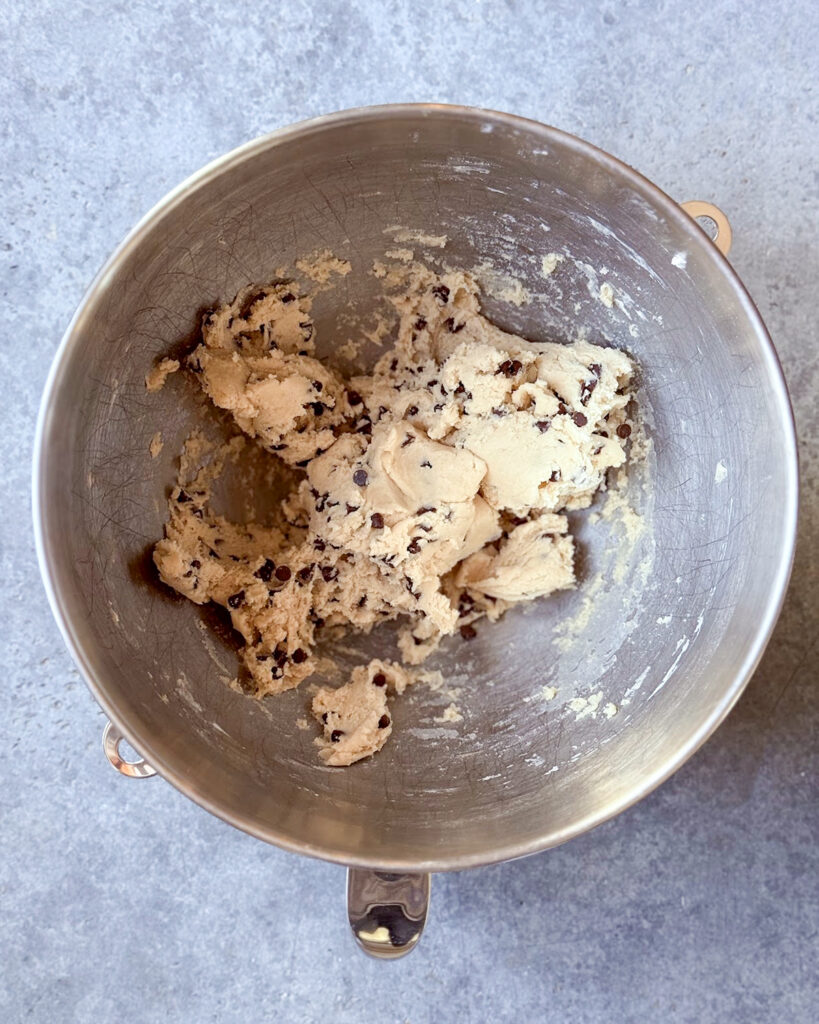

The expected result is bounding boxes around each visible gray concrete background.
[1,1,817,1021]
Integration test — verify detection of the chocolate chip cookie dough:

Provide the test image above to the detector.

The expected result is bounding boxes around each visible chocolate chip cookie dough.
[153,260,636,765]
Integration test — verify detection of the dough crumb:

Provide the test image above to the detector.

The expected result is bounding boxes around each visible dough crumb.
[599,282,615,308]
[602,702,618,718]
[145,357,180,392]
[148,431,164,458]
[540,685,558,702]
[385,248,414,262]
[541,253,564,277]
[568,691,604,720]
[434,702,463,724]
[295,248,351,284]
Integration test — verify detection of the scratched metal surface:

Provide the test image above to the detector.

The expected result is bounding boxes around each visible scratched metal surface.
[3,2,818,1022]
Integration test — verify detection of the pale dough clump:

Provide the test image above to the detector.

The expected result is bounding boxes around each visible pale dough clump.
[153,260,636,765]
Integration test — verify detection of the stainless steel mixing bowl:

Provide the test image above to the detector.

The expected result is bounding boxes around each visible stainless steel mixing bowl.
[33,104,798,957]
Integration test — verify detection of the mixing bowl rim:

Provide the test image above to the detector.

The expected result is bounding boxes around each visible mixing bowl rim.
[32,102,799,872]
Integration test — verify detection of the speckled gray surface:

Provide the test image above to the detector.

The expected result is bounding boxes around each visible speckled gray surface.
[2,1,817,1021]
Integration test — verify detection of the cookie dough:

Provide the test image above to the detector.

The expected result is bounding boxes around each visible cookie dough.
[312,659,412,766]
[153,260,636,765]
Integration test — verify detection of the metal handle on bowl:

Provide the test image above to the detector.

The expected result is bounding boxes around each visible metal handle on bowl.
[680,200,733,257]
[102,720,157,778]
[347,869,430,959]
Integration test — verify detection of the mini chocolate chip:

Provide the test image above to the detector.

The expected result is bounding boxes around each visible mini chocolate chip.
[371,513,384,529]
[491,407,507,417]
[312,380,323,392]
[550,470,561,482]
[454,382,466,395]
[572,412,588,427]
[314,538,326,551]
[345,503,360,515]
[297,565,314,582]
[378,715,391,729]
[274,565,291,582]
[271,666,283,680]
[321,712,328,723]
[227,591,244,609]
[535,421,550,433]
[299,321,314,341]
[372,672,387,687]
[390,358,398,371]
[311,401,325,416]
[617,423,632,438]
[254,558,276,581]
[291,648,308,664]
[407,405,418,416]
[357,595,367,607]
[271,443,287,451]
[407,538,422,554]
[589,363,602,378]
[420,459,432,468]
[357,420,372,436]
[444,317,464,333]
[273,647,288,665]
[434,403,443,411]
[557,402,567,414]
[347,390,363,406]
[580,378,598,405]
[401,433,415,447]
[321,566,339,582]
[330,730,344,743]
[460,624,477,640]
[281,291,295,303]
[353,469,368,486]
[190,559,201,569]
[417,506,436,514]
[432,284,450,303]
[497,359,522,377]
[415,316,427,330]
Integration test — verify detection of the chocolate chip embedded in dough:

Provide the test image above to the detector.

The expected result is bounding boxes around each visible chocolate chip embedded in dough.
[254,559,276,582]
